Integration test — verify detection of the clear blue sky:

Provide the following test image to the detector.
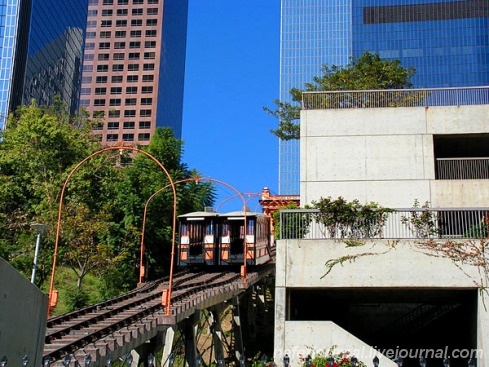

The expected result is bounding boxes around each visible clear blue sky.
[182,1,281,212]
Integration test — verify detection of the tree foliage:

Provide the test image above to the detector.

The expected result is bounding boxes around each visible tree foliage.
[0,102,216,305]
[61,202,113,289]
[0,101,100,284]
[272,202,310,240]
[264,51,416,140]
[310,196,393,239]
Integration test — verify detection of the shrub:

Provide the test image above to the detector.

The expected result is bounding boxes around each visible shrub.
[301,347,367,367]
[65,286,90,311]
[311,197,392,238]
[273,203,311,240]
[400,199,440,238]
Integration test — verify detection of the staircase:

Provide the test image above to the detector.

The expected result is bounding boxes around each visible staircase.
[373,303,461,342]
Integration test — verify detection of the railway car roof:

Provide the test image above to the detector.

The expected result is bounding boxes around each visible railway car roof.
[221,210,263,217]
[178,211,219,218]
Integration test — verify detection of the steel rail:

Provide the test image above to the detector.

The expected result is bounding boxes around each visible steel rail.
[43,271,246,362]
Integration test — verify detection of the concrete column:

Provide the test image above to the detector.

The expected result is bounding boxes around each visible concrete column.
[273,286,286,363]
[130,349,141,367]
[232,296,245,361]
[257,284,266,307]
[161,327,175,367]
[183,310,201,367]
[246,290,256,339]
[209,304,225,360]
[477,294,489,367]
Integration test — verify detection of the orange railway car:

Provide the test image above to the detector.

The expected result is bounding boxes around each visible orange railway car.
[177,211,220,266]
[177,209,272,268]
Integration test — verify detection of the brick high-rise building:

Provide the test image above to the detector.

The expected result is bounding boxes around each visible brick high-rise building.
[80,0,188,145]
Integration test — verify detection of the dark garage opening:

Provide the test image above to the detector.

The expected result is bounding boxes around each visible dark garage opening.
[434,134,489,180]
[288,288,478,367]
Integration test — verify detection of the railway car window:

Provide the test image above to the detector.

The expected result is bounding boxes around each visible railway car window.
[188,222,204,256]
[229,222,245,255]
[247,219,255,235]
[221,223,229,236]
[256,217,268,240]
[189,223,204,243]
[205,222,213,235]
[180,223,188,236]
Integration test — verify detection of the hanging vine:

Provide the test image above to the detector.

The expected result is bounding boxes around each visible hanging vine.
[317,200,489,302]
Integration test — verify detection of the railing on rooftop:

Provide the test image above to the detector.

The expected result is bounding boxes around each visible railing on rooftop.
[279,208,489,240]
[302,86,489,110]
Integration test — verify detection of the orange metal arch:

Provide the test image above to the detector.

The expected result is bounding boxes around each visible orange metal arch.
[47,144,177,316]
[139,176,248,316]
[215,192,262,212]
[139,175,201,284]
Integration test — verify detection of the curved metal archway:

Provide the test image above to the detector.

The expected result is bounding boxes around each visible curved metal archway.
[47,144,177,316]
[139,176,248,316]
[215,192,262,212]
[139,175,201,284]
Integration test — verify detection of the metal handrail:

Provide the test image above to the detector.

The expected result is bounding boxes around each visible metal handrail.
[279,208,489,240]
[436,157,489,180]
[302,86,489,110]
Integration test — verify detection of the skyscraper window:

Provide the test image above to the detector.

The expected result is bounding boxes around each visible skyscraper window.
[80,0,188,145]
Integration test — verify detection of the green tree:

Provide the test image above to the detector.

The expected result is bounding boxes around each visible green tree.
[61,202,112,289]
[114,127,216,281]
[273,202,310,240]
[0,101,100,282]
[311,196,392,239]
[0,105,215,300]
[264,51,415,140]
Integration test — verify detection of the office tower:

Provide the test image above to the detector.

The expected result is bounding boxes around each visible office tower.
[279,0,489,195]
[80,0,188,145]
[0,0,87,131]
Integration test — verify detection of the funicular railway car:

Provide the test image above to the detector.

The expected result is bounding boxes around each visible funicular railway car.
[219,210,271,266]
[177,210,220,266]
[177,209,272,268]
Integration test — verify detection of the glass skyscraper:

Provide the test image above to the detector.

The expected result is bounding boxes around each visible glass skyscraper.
[0,0,87,131]
[279,0,489,195]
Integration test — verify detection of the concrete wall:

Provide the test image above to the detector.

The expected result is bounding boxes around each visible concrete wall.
[300,105,489,208]
[275,321,396,367]
[274,239,488,367]
[0,258,47,367]
[276,239,478,288]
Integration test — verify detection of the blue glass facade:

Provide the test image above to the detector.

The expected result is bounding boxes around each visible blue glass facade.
[157,0,189,139]
[352,0,489,88]
[0,0,22,130]
[0,0,87,130]
[279,0,489,194]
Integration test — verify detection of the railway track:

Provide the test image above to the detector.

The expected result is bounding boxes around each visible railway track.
[42,268,266,364]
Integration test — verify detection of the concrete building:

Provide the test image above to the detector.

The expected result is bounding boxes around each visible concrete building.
[300,89,489,209]
[0,0,87,130]
[80,0,188,145]
[278,0,489,195]
[274,88,489,367]
[274,239,487,367]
